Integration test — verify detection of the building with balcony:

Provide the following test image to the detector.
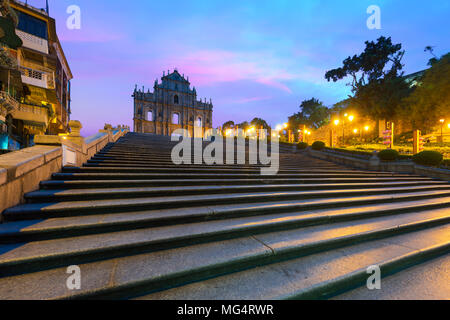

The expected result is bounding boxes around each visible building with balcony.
[0,0,73,151]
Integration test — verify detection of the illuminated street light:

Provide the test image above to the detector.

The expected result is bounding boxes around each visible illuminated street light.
[283,123,288,129]
[439,119,445,145]
[353,129,358,134]
[364,126,370,131]
[334,119,340,126]
[348,115,355,122]
[275,125,282,131]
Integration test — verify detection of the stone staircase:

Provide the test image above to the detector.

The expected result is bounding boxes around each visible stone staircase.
[0,132,449,300]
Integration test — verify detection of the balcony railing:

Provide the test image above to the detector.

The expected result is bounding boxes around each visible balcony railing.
[15,29,49,54]
[17,103,48,116]
[0,91,20,113]
[19,66,54,89]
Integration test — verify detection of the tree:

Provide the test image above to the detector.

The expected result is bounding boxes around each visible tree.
[250,117,270,130]
[425,46,439,66]
[288,98,330,130]
[400,53,450,132]
[325,36,407,120]
[299,98,330,129]
[222,121,235,130]
[236,121,250,131]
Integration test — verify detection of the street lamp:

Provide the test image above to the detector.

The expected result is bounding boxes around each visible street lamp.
[341,114,355,146]
[440,119,445,145]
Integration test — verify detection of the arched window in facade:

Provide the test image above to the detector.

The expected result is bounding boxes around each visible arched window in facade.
[147,110,153,121]
[174,95,179,104]
[196,116,202,127]
[172,113,179,125]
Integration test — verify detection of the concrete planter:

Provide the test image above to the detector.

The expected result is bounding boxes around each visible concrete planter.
[309,149,450,181]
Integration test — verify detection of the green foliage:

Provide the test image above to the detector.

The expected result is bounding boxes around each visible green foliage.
[377,149,399,161]
[311,141,326,150]
[288,98,330,134]
[400,53,450,133]
[236,121,249,131]
[297,142,308,150]
[222,121,235,130]
[250,117,270,130]
[0,46,17,69]
[325,36,408,121]
[412,151,443,167]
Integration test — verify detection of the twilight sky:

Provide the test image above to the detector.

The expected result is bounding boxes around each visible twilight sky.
[26,0,449,136]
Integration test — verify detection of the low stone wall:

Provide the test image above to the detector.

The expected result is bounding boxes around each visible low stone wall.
[0,127,128,217]
[0,145,62,216]
[308,149,450,181]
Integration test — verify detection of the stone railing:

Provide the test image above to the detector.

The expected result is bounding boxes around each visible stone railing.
[0,121,129,216]
[308,148,450,182]
[19,65,53,89]
[15,29,49,54]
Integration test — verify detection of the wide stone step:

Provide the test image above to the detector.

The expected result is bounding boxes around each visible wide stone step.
[85,158,342,168]
[63,166,390,174]
[49,172,437,182]
[332,253,450,300]
[39,179,449,190]
[2,196,450,244]
[0,208,449,284]
[24,183,450,203]
[5,188,450,221]
[134,225,450,300]
[52,171,422,181]
[2,219,447,299]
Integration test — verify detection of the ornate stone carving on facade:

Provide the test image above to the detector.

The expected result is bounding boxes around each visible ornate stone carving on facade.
[132,70,213,137]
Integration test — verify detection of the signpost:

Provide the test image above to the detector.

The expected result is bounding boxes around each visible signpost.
[383,121,394,149]
[413,130,424,155]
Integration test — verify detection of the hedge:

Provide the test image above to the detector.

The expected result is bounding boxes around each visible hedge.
[377,149,400,161]
[311,141,326,150]
[412,151,443,167]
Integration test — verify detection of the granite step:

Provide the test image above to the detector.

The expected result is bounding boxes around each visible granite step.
[0,208,448,284]
[5,189,450,221]
[39,179,449,190]
[49,172,436,181]
[2,196,450,244]
[332,253,450,300]
[23,184,450,203]
[134,225,450,300]
[62,166,395,174]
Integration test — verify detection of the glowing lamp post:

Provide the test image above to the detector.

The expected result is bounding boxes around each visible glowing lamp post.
[439,119,445,145]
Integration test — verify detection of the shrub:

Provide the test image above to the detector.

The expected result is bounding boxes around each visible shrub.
[311,141,326,150]
[377,149,399,161]
[297,142,309,150]
[412,151,443,167]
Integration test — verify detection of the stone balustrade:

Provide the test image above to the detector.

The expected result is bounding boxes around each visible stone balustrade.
[0,121,129,216]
